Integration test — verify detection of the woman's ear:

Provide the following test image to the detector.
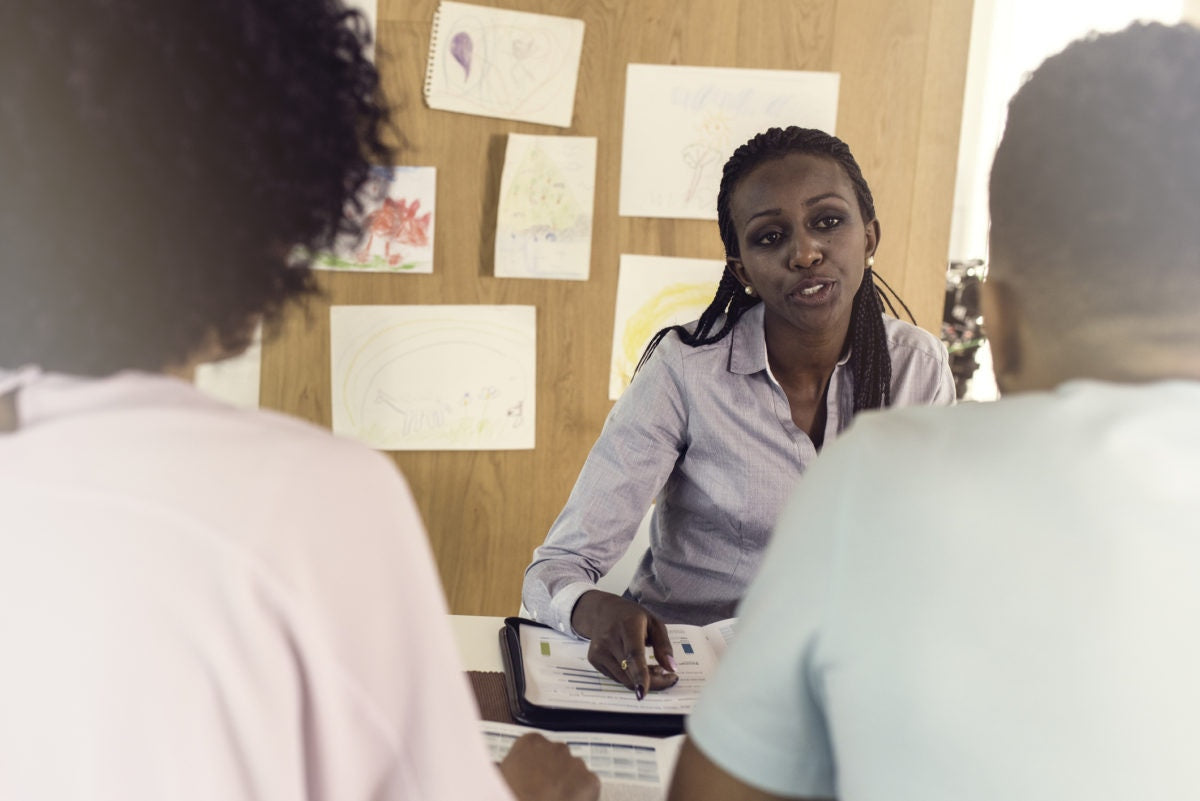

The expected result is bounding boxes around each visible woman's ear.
[981,279,1021,394]
[726,257,750,289]
[865,219,881,260]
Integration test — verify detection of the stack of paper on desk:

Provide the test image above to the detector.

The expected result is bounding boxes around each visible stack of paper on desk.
[481,720,684,801]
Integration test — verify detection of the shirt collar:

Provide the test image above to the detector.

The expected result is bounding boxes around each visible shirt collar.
[0,365,42,396]
[0,368,206,431]
[729,303,767,375]
[728,303,856,375]
[0,366,42,433]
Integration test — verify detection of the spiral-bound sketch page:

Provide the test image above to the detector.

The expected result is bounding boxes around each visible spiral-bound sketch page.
[330,305,536,451]
[619,64,840,220]
[495,134,596,280]
[424,1,584,127]
[609,255,726,400]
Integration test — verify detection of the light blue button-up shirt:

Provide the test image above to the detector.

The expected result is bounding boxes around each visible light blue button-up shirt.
[522,304,955,634]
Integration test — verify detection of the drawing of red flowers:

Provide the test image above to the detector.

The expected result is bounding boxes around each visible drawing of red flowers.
[358,197,432,265]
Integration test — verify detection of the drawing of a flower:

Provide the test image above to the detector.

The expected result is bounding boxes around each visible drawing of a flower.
[358,197,433,266]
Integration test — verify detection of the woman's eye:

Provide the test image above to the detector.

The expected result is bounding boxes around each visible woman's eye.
[755,230,783,246]
[813,215,844,230]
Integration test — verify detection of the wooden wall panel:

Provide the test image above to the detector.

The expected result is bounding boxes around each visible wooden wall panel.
[259,0,975,615]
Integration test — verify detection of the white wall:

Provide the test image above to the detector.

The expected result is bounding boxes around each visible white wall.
[948,0,1187,263]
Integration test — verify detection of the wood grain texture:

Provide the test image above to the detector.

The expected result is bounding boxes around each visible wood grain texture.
[259,0,974,614]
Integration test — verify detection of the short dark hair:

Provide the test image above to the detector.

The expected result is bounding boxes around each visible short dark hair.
[0,0,392,375]
[989,22,1200,326]
[638,127,901,413]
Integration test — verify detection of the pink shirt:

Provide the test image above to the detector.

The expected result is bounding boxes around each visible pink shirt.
[0,369,513,800]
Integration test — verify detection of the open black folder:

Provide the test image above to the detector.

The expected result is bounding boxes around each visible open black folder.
[498,616,736,736]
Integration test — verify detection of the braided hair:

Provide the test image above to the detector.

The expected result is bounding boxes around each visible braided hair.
[635,126,913,413]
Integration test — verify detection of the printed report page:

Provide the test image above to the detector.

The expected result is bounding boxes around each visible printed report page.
[481,720,684,801]
[517,621,735,714]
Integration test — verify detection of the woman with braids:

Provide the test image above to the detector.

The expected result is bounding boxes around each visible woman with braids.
[522,127,954,696]
[0,2,597,800]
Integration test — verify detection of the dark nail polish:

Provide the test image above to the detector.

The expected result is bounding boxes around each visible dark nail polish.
[635,684,645,701]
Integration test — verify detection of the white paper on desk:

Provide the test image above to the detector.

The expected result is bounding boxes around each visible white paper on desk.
[495,134,597,281]
[330,305,536,451]
[518,620,736,715]
[609,254,727,400]
[482,720,685,801]
[619,64,840,220]
[423,1,585,127]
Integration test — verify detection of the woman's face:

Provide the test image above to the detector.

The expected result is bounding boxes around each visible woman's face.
[727,152,879,340]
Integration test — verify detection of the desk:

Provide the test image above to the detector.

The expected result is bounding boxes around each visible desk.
[450,614,507,672]
[450,615,513,722]
[451,618,684,799]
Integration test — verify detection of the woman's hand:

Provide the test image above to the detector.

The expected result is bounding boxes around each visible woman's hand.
[570,590,679,698]
[499,733,601,801]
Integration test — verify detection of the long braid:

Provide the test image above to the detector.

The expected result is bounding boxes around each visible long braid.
[635,126,913,417]
[870,268,916,323]
[849,267,892,410]
[633,268,758,374]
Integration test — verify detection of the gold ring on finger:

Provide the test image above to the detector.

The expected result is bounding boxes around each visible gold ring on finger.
[620,658,629,671]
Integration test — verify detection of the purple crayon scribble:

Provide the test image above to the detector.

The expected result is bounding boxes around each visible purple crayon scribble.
[451,32,473,78]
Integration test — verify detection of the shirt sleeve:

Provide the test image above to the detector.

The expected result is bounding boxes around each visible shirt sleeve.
[684,427,864,797]
[886,319,957,408]
[521,334,691,635]
[928,347,957,405]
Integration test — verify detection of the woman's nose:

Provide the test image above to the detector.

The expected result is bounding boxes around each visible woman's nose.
[789,233,822,269]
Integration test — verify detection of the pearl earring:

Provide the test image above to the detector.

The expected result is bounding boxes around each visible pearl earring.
[866,256,875,269]
[744,285,756,297]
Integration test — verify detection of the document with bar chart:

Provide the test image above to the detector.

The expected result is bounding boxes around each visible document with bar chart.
[481,720,684,801]
[517,618,736,714]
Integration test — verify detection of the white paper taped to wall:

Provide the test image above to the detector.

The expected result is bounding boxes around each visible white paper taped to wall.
[424,1,585,127]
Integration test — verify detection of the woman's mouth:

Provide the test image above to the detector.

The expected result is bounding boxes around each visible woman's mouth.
[788,280,835,305]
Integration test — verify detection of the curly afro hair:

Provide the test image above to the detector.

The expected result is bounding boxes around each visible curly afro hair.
[0,0,392,375]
